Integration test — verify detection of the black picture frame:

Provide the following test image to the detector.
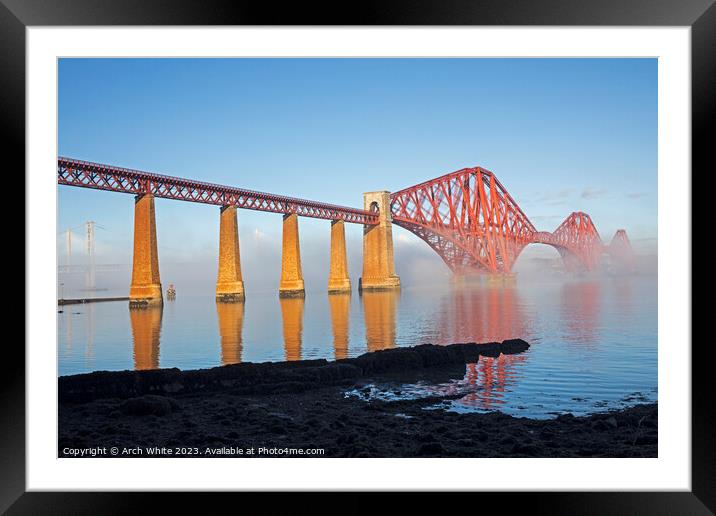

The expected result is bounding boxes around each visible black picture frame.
[5,0,709,512]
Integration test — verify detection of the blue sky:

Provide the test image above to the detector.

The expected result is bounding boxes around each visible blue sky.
[58,58,657,293]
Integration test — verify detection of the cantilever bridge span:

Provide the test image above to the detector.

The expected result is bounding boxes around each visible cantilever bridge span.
[390,167,632,275]
[57,157,634,306]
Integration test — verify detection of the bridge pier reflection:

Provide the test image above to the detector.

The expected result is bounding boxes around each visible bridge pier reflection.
[328,293,351,359]
[362,290,398,352]
[216,300,245,365]
[130,305,162,370]
[280,296,305,361]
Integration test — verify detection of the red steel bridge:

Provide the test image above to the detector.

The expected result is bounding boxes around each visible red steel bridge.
[390,166,634,274]
[58,158,634,276]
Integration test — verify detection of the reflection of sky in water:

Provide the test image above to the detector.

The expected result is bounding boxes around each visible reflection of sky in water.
[58,276,657,418]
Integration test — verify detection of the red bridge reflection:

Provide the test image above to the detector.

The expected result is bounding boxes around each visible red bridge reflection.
[457,355,528,411]
[561,280,602,346]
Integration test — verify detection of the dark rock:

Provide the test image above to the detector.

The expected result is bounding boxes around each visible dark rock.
[59,341,530,403]
[633,434,657,446]
[500,338,530,355]
[119,395,178,416]
[477,342,502,358]
[417,442,444,456]
[511,443,539,455]
[591,420,609,431]
[639,417,656,429]
[605,416,618,429]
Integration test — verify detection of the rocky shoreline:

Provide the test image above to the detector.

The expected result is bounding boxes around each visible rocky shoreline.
[58,341,657,458]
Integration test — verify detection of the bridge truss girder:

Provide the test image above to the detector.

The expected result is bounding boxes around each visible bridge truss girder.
[390,168,626,275]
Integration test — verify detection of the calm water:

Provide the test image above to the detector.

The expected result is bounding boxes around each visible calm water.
[57,276,657,419]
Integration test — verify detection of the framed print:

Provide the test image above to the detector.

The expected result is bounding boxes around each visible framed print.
[6,0,711,511]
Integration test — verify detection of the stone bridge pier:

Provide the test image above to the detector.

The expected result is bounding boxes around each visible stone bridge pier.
[216,205,245,302]
[129,193,163,307]
[279,213,306,298]
[328,220,351,294]
[360,191,400,292]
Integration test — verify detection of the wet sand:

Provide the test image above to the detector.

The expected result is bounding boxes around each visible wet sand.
[58,341,657,458]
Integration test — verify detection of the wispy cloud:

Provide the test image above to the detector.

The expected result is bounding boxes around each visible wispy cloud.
[626,192,645,199]
[551,188,574,200]
[580,187,607,200]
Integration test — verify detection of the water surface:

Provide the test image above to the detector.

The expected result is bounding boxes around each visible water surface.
[58,276,657,418]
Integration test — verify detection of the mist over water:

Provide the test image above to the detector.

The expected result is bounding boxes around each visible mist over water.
[57,215,658,299]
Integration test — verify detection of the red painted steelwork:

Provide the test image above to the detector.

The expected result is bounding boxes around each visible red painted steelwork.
[390,167,535,274]
[58,157,378,225]
[532,212,603,272]
[390,167,633,274]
